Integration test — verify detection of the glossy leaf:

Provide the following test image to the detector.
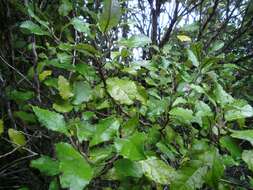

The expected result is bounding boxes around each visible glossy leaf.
[56,143,93,190]
[32,106,68,135]
[225,102,253,121]
[169,107,194,123]
[115,132,146,161]
[139,157,176,184]
[114,159,143,178]
[90,117,120,146]
[214,84,234,107]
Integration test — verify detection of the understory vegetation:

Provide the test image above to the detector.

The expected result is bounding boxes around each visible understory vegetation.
[0,0,253,189]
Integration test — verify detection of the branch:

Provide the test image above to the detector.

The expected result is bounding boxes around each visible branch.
[159,0,179,48]
[197,0,219,40]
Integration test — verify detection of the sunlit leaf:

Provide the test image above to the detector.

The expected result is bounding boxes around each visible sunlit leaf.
[177,35,191,42]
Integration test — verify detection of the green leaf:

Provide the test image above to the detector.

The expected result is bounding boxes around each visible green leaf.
[139,157,176,184]
[75,63,97,81]
[169,107,194,123]
[71,18,91,35]
[53,102,73,113]
[27,6,49,29]
[75,44,99,55]
[58,0,73,16]
[115,132,146,161]
[39,70,52,81]
[20,20,49,36]
[187,49,199,67]
[49,178,60,190]
[170,164,208,190]
[213,84,234,108]
[56,143,93,190]
[7,89,34,102]
[8,128,26,146]
[106,77,147,105]
[14,111,37,124]
[242,150,253,172]
[199,149,224,188]
[225,102,253,121]
[72,81,92,105]
[230,130,253,146]
[58,75,73,100]
[90,117,120,146]
[114,159,143,178]
[219,136,242,159]
[89,145,114,164]
[177,35,191,42]
[118,35,151,48]
[210,41,224,53]
[194,101,213,127]
[121,116,139,137]
[0,119,4,136]
[30,155,60,176]
[195,101,213,117]
[32,106,68,135]
[75,121,95,142]
[99,0,121,32]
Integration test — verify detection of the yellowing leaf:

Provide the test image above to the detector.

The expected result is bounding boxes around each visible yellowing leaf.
[0,119,4,136]
[177,35,191,42]
[8,128,26,147]
[58,75,73,100]
[39,70,52,81]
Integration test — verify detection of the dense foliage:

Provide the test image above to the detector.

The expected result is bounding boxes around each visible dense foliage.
[0,0,253,189]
